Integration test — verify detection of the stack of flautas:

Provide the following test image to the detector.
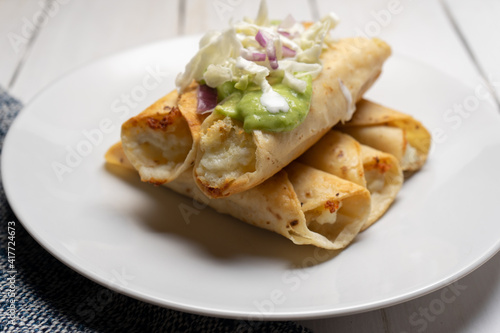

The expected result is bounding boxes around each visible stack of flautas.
[107,8,431,251]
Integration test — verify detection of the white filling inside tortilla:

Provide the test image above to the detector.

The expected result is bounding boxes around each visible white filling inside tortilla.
[400,143,419,170]
[135,130,192,166]
[365,169,385,194]
[197,116,256,187]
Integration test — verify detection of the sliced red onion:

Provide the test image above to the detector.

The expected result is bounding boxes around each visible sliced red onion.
[256,30,278,69]
[255,30,269,47]
[197,84,218,114]
[267,48,278,69]
[241,49,267,62]
[252,52,267,62]
[277,29,291,38]
[282,45,296,58]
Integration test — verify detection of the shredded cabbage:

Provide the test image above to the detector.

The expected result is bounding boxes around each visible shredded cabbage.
[176,29,241,92]
[175,0,340,113]
[203,64,233,87]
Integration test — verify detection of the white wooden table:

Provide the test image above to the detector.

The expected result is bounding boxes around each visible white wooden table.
[2,0,499,332]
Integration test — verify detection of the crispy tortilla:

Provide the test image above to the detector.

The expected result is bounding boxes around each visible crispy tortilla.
[338,99,431,171]
[299,130,402,229]
[194,37,391,198]
[120,83,207,185]
[106,142,370,250]
[359,144,402,229]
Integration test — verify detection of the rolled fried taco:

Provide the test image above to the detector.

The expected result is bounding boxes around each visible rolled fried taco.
[285,162,370,247]
[121,83,208,185]
[106,142,370,250]
[298,130,365,187]
[194,37,391,198]
[337,99,431,172]
[360,144,402,228]
[299,130,402,229]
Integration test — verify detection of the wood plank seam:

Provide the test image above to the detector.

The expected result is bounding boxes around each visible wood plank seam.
[308,0,320,21]
[178,0,186,35]
[8,0,56,91]
[440,0,500,110]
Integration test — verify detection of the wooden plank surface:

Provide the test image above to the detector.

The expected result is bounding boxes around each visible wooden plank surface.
[317,0,480,86]
[300,251,500,333]
[184,0,314,34]
[443,0,500,102]
[0,0,43,90]
[9,0,180,102]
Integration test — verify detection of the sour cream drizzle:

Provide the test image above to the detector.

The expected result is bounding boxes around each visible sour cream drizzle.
[236,57,289,113]
[338,79,356,122]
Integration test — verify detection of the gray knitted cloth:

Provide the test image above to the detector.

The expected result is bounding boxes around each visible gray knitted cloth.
[0,86,312,333]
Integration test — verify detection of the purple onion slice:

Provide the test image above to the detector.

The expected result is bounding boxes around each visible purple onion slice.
[197,84,218,114]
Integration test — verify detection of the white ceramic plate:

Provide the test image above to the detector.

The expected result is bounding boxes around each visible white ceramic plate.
[3,36,500,320]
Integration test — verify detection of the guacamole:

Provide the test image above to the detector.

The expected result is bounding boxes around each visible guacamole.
[214,75,312,132]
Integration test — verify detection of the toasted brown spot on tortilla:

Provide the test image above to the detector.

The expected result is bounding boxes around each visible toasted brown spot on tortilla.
[290,220,298,227]
[325,200,340,213]
[372,156,391,173]
[146,107,180,131]
[206,186,224,197]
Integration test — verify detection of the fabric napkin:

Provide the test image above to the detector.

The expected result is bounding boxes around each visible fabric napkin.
[0,86,312,333]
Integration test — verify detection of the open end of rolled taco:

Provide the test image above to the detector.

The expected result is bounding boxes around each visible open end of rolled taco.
[121,90,194,185]
[360,144,403,229]
[121,83,210,185]
[298,130,402,230]
[195,113,257,195]
[338,99,431,172]
[340,125,420,169]
[286,162,370,248]
[303,195,372,248]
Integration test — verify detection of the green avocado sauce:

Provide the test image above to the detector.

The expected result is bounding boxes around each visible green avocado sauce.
[214,75,312,132]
